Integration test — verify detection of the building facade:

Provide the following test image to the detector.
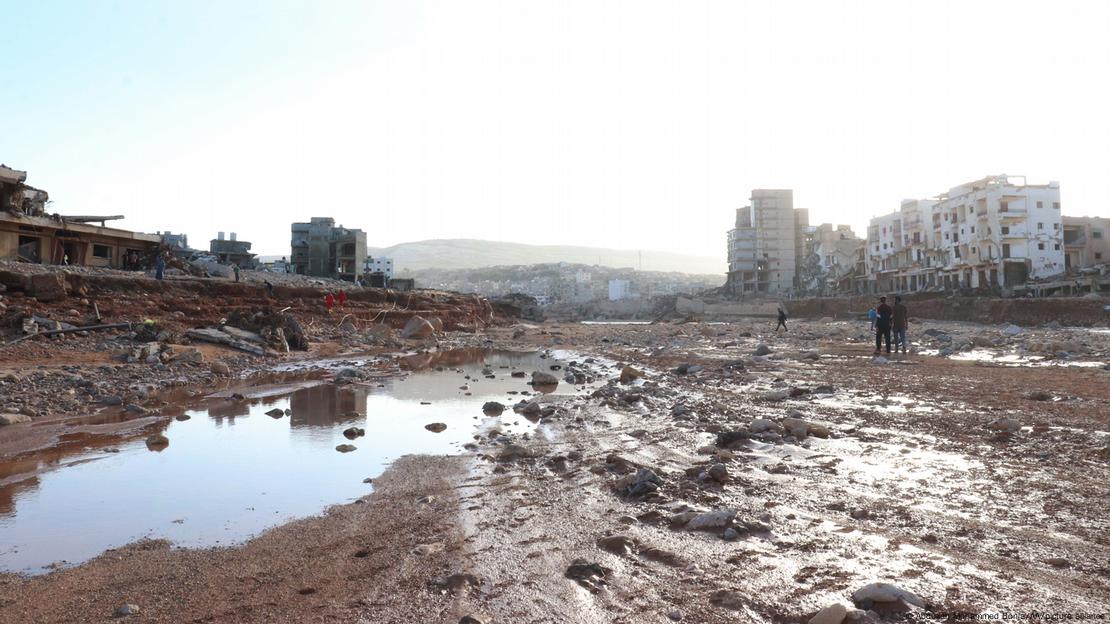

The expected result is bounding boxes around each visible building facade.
[209,232,255,268]
[1062,216,1109,271]
[866,176,1063,292]
[365,256,395,280]
[726,189,810,295]
[290,218,368,281]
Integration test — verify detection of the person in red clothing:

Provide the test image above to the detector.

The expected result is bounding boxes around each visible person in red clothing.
[874,296,893,355]
[324,292,335,314]
[337,290,348,309]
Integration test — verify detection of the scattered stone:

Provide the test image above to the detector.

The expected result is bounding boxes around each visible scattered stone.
[210,362,230,375]
[510,371,527,378]
[1001,324,1024,336]
[531,371,559,386]
[617,467,663,499]
[851,582,925,609]
[750,418,780,433]
[716,430,751,448]
[265,408,285,418]
[174,414,191,421]
[101,395,124,406]
[145,434,169,449]
[684,507,737,530]
[810,603,848,624]
[400,316,436,339]
[723,527,740,541]
[425,423,447,433]
[114,604,141,617]
[753,344,772,356]
[987,418,1022,434]
[482,401,506,414]
[498,444,535,462]
[596,534,637,555]
[459,616,486,624]
[343,427,366,439]
[335,444,357,453]
[761,389,790,401]
[565,559,611,592]
[707,463,729,484]
[850,508,870,520]
[1045,557,1071,568]
[872,356,889,365]
[673,363,703,375]
[1026,391,1052,401]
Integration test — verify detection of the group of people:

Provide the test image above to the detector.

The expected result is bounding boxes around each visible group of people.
[324,290,348,313]
[773,296,911,355]
[868,295,909,354]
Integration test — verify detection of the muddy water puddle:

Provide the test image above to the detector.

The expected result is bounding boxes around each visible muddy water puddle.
[0,349,593,574]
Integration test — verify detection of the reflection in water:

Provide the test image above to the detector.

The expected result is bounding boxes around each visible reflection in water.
[0,350,589,574]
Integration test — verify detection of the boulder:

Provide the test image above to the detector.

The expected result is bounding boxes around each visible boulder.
[753,344,772,356]
[30,273,67,302]
[685,508,737,530]
[482,401,506,414]
[749,418,780,433]
[851,582,925,609]
[0,413,32,426]
[619,365,643,384]
[425,422,447,433]
[809,603,848,624]
[987,418,1022,433]
[400,316,436,339]
[531,371,559,386]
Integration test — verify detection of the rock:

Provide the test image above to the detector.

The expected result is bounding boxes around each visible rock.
[30,273,68,302]
[753,343,772,356]
[619,365,642,384]
[510,371,526,378]
[716,430,751,448]
[343,427,366,439]
[1001,324,1024,336]
[169,347,204,364]
[1026,390,1052,401]
[685,507,737,530]
[459,616,486,624]
[0,413,32,426]
[497,443,535,461]
[174,414,191,421]
[750,418,780,433]
[114,603,141,617]
[761,389,790,401]
[145,434,169,449]
[531,371,559,386]
[850,508,870,520]
[722,527,740,540]
[482,401,506,414]
[565,559,610,591]
[707,463,729,484]
[424,422,447,433]
[673,363,703,375]
[265,408,285,418]
[810,603,849,624]
[335,444,357,453]
[210,362,230,375]
[987,418,1022,433]
[782,417,811,439]
[618,467,663,499]
[101,395,124,406]
[851,582,925,609]
[124,403,148,415]
[872,356,889,364]
[400,316,436,339]
[1045,557,1071,568]
[596,534,637,555]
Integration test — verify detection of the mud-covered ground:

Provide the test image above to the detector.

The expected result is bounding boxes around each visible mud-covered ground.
[2,318,1109,623]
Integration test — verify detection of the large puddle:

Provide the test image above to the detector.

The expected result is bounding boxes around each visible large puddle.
[0,349,591,575]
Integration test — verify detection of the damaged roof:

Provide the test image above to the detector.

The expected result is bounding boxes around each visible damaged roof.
[0,164,28,185]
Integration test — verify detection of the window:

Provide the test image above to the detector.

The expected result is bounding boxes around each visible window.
[944,214,949,222]
[1053,202,1060,210]
[1054,223,1060,231]
[1003,244,1011,258]
[945,233,950,240]
[1038,222,1044,230]
[1036,201,1043,209]
[970,226,975,234]
[1094,230,1104,239]
[1038,243,1045,250]
[92,245,111,259]
[1054,243,1060,251]
[1001,226,1010,235]
[1097,253,1104,260]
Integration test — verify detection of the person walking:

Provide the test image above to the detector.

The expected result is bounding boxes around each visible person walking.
[232,264,240,283]
[867,307,877,331]
[874,296,893,355]
[337,290,348,309]
[154,252,166,281]
[264,280,275,298]
[324,292,335,314]
[775,306,788,332]
[892,295,909,353]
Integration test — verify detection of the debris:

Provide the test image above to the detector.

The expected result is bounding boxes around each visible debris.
[424,423,447,433]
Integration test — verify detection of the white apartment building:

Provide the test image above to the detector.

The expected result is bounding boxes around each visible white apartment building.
[867,175,1063,292]
[608,279,632,301]
[726,189,810,295]
[365,256,395,280]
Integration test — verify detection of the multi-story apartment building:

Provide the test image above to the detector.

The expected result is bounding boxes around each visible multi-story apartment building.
[290,217,368,281]
[1062,216,1109,271]
[726,189,810,295]
[867,175,1063,292]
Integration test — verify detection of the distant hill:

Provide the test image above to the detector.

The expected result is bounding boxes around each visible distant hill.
[355,239,724,275]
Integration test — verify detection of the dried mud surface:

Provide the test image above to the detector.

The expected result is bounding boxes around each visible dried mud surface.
[2,318,1109,623]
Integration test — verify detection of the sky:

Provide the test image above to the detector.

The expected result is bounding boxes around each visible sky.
[3,0,1109,260]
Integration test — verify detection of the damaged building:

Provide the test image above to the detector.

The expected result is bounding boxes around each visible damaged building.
[290,218,367,281]
[725,189,810,295]
[1,165,161,268]
[210,232,256,268]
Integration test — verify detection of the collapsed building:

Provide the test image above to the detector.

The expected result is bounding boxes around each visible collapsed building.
[290,217,366,281]
[725,189,810,296]
[209,232,256,268]
[1,165,161,268]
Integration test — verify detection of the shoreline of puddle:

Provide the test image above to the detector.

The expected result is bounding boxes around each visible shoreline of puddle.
[0,347,607,576]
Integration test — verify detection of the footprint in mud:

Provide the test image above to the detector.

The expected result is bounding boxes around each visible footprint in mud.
[565,559,611,593]
[596,535,637,556]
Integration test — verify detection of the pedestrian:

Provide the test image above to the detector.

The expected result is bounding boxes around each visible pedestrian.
[892,295,909,353]
[264,280,275,298]
[324,292,335,314]
[154,252,166,281]
[338,290,348,309]
[775,306,788,332]
[874,296,893,355]
[232,264,240,283]
[867,306,877,331]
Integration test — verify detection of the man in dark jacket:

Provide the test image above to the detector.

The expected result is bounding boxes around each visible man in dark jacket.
[874,296,893,355]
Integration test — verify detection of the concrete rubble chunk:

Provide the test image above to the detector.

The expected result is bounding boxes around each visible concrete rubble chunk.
[809,603,848,624]
[400,316,436,339]
[619,365,642,384]
[684,507,737,530]
[0,413,33,426]
[851,582,925,609]
[187,328,265,356]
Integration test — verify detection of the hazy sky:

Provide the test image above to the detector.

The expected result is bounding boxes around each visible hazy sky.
[3,0,1109,259]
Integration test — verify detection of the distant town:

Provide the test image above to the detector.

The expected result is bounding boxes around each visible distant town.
[3,165,1107,302]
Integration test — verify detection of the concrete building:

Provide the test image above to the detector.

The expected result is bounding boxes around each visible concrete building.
[866,175,1063,292]
[1,165,161,268]
[800,223,861,294]
[726,189,810,295]
[365,256,394,280]
[290,217,367,281]
[209,232,255,268]
[608,279,632,301]
[1063,216,1109,272]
